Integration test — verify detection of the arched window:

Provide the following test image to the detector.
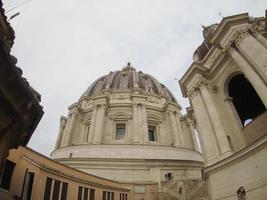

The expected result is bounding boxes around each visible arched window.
[228,74,266,126]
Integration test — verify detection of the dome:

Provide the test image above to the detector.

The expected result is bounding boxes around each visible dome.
[81,63,177,103]
[52,62,202,186]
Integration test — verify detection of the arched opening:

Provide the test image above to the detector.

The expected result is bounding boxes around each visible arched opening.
[228,74,266,126]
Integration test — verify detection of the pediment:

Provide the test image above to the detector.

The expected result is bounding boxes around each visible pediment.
[109,112,132,120]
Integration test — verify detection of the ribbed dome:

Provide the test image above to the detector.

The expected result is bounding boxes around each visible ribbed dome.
[82,63,177,103]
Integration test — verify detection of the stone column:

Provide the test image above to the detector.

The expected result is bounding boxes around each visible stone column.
[228,47,267,108]
[93,104,106,144]
[186,118,200,152]
[175,112,186,147]
[87,107,97,143]
[224,97,246,150]
[82,124,89,143]
[142,105,149,144]
[253,33,267,49]
[169,109,180,147]
[55,116,67,149]
[132,104,139,143]
[137,104,143,143]
[249,25,267,48]
[62,107,78,146]
[199,81,232,157]
[189,88,219,164]
[232,28,267,80]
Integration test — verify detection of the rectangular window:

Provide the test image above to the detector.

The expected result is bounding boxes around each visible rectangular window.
[90,188,95,200]
[120,193,128,200]
[148,125,157,142]
[0,160,15,190]
[102,191,106,200]
[77,186,95,200]
[115,123,126,140]
[22,171,35,200]
[78,186,83,200]
[102,191,114,200]
[52,180,60,200]
[61,182,68,200]
[44,177,52,200]
[43,177,68,200]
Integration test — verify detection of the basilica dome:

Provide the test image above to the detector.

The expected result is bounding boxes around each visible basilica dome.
[51,63,203,189]
[81,62,177,103]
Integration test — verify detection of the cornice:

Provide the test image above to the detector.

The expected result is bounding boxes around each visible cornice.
[68,103,82,113]
[55,158,204,169]
[210,13,249,44]
[163,101,182,111]
[21,155,129,192]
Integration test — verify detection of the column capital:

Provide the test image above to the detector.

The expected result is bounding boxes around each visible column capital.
[231,28,250,45]
[95,103,106,109]
[223,28,250,54]
[248,24,260,37]
[196,78,209,89]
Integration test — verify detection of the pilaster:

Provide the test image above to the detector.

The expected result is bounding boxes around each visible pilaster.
[93,104,106,144]
[166,104,181,147]
[132,104,139,143]
[186,118,200,152]
[62,106,79,146]
[189,85,220,165]
[198,79,232,158]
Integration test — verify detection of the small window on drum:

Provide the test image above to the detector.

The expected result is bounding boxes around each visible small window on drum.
[148,125,157,142]
[115,123,126,140]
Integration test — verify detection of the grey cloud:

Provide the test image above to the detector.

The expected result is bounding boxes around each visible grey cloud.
[3,0,267,155]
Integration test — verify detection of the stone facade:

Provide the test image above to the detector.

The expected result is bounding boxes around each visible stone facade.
[51,63,206,199]
[180,12,267,199]
[51,11,267,200]
[4,146,130,200]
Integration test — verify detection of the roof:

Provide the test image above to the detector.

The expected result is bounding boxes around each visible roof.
[82,63,178,103]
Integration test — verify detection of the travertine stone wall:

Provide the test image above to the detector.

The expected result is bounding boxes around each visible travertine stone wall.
[180,12,267,200]
[180,13,267,166]
[55,91,194,149]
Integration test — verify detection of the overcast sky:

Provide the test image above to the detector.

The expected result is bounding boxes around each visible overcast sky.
[3,0,267,156]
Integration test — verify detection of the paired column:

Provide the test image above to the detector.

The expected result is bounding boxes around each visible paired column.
[132,104,139,143]
[236,28,267,78]
[62,107,78,147]
[175,112,186,147]
[186,118,200,152]
[251,31,267,49]
[132,97,148,144]
[199,82,232,157]
[169,109,180,147]
[93,104,106,144]
[189,88,219,164]
[168,105,185,147]
[141,104,149,143]
[87,107,97,143]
